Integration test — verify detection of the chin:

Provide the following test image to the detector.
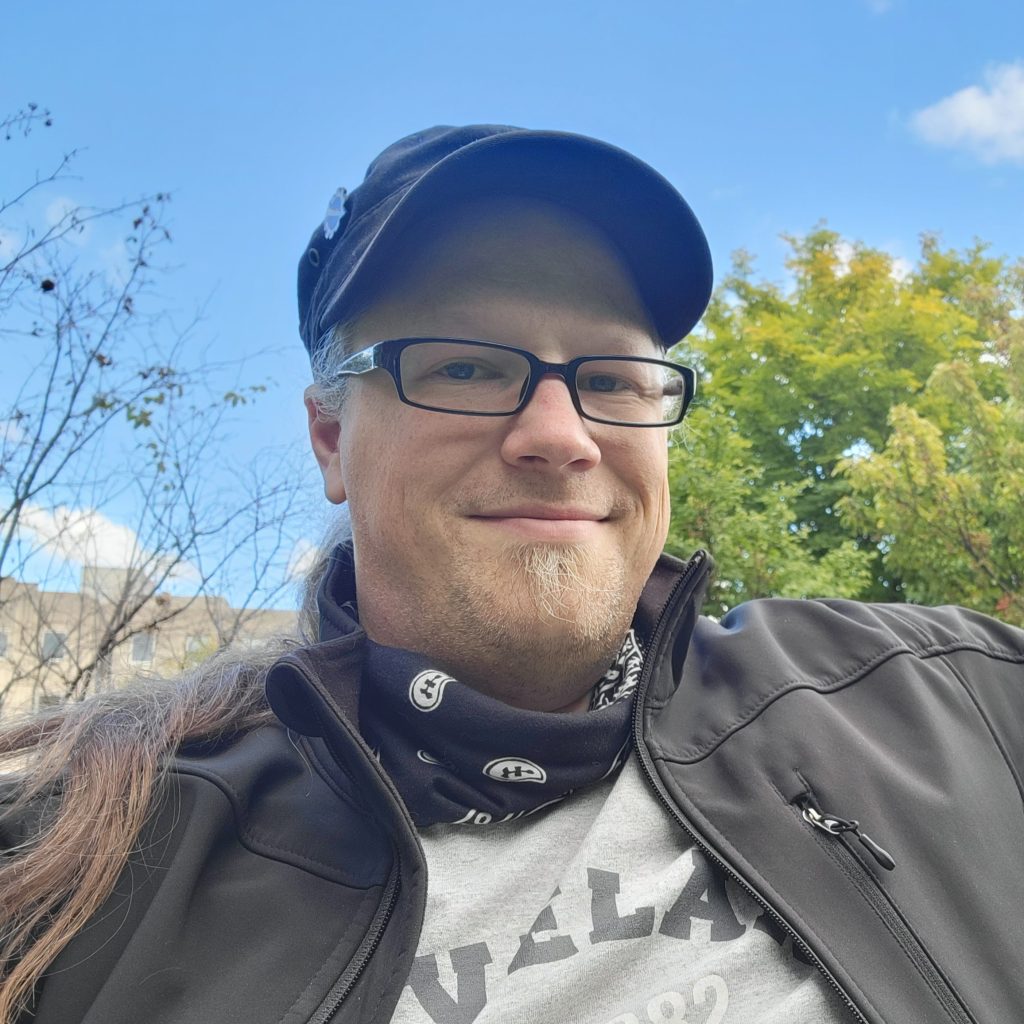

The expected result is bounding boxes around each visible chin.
[407,543,637,698]
[495,542,629,637]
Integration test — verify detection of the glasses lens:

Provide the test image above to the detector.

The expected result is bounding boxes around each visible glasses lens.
[575,359,686,424]
[399,341,531,413]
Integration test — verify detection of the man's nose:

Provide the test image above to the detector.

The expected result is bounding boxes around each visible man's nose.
[499,374,602,471]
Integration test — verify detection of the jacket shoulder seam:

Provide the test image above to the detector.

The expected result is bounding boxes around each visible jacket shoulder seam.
[664,641,1024,762]
[940,653,1024,809]
[170,761,379,887]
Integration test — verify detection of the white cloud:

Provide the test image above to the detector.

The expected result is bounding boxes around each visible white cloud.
[45,196,92,246]
[100,238,131,288]
[19,505,144,567]
[911,62,1024,166]
[0,227,23,258]
[0,418,25,444]
[865,0,892,13]
[16,504,195,581]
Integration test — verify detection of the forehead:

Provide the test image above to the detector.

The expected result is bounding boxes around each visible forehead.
[348,197,659,355]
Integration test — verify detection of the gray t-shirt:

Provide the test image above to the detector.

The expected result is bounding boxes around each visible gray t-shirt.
[391,755,853,1024]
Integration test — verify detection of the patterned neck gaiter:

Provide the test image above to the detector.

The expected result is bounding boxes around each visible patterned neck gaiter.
[318,550,643,829]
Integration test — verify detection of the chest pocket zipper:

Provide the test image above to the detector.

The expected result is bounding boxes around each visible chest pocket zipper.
[796,795,975,1024]
[801,803,896,871]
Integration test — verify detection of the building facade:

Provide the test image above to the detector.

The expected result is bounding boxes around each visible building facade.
[0,568,297,716]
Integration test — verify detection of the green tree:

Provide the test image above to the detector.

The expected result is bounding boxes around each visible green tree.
[838,335,1024,626]
[668,228,1022,615]
[666,405,872,616]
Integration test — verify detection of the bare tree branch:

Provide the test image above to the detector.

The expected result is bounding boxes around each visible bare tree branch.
[0,110,308,712]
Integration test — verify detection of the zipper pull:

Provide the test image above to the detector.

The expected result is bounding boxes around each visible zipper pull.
[802,804,897,872]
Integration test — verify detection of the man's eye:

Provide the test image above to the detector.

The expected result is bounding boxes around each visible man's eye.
[582,373,630,393]
[434,361,501,381]
[441,361,476,380]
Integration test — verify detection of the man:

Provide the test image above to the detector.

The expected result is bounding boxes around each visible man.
[3,125,1024,1024]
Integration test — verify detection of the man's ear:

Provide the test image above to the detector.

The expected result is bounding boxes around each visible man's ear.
[305,390,348,504]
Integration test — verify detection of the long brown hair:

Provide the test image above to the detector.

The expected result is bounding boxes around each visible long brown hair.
[0,535,340,1022]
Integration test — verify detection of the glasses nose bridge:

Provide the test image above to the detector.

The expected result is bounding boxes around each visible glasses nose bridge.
[519,354,579,411]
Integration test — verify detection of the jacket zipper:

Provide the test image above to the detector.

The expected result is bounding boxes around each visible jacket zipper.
[797,796,973,1024]
[283,653,431,1024]
[630,551,870,1024]
[800,803,896,872]
[307,856,402,1024]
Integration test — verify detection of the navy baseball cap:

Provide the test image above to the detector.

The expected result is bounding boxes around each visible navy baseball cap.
[297,124,713,357]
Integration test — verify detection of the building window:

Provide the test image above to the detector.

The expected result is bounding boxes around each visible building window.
[41,631,68,661]
[185,634,206,655]
[132,632,156,663]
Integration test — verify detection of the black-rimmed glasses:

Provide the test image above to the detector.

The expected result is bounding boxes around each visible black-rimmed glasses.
[328,338,696,427]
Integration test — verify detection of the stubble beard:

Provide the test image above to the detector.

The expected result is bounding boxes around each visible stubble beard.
[509,542,616,624]
[430,541,634,709]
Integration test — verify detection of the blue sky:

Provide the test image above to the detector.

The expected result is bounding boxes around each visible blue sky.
[3,0,1022,605]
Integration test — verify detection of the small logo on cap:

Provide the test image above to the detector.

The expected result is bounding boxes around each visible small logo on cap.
[483,757,547,783]
[409,670,453,711]
[322,186,348,240]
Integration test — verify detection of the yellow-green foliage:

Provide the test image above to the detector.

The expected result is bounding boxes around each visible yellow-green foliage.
[668,228,1023,621]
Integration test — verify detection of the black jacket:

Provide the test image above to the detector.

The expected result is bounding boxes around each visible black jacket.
[24,552,1024,1023]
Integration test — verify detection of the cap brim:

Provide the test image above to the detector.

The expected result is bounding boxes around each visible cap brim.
[321,130,712,348]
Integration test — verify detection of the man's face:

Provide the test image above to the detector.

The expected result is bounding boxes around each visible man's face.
[307,198,672,711]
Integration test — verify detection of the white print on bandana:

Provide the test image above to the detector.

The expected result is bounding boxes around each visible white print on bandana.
[410,670,454,711]
[450,794,568,827]
[417,750,460,774]
[483,758,547,784]
[591,629,643,710]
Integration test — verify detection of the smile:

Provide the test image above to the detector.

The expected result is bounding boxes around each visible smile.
[470,508,607,542]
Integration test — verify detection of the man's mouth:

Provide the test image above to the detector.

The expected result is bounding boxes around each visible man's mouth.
[469,506,607,542]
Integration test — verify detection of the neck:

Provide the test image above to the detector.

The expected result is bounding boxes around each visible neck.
[318,541,638,713]
[407,637,622,713]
